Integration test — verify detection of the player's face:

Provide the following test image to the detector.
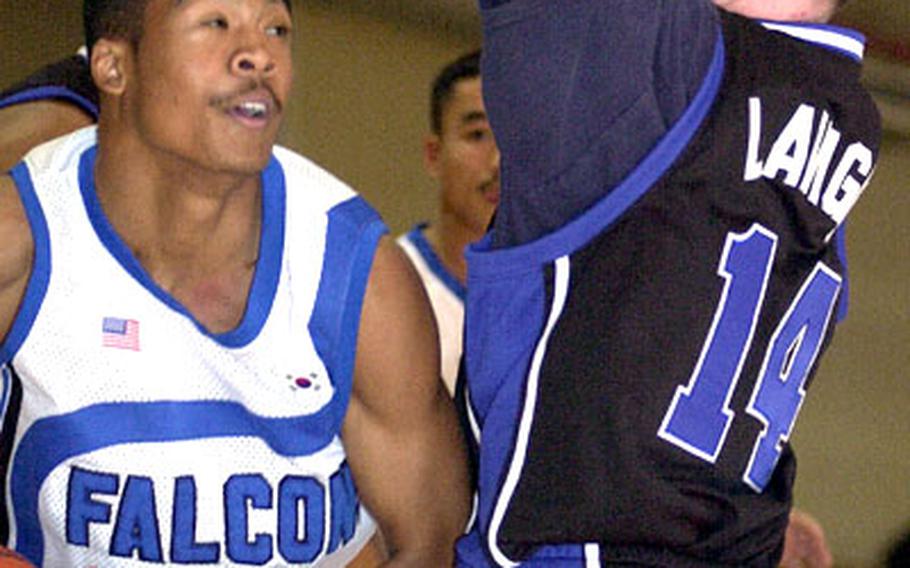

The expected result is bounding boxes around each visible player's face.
[127,0,293,175]
[425,77,500,238]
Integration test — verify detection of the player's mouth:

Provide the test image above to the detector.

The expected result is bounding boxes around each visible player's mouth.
[235,101,269,120]
[481,181,500,205]
[218,88,280,129]
[228,97,275,128]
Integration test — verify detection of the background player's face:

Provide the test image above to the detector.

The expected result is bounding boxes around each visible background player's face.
[425,77,500,237]
[126,0,294,175]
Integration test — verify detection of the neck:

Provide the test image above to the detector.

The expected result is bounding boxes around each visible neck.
[93,132,263,285]
[426,214,485,286]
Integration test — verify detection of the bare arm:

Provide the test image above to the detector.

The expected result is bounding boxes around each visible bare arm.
[0,174,35,344]
[779,508,833,568]
[343,236,471,566]
[0,99,93,172]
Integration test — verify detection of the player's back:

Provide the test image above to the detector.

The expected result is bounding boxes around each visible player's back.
[458,8,880,567]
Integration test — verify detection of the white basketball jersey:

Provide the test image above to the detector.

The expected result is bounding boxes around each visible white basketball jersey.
[396,225,465,395]
[0,128,386,567]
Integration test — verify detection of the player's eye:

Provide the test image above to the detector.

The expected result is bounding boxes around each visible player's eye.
[203,16,229,30]
[467,129,490,142]
[265,23,291,38]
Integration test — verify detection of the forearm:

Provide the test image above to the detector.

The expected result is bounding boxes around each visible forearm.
[0,100,94,171]
[346,385,470,567]
[380,396,469,567]
[345,238,471,566]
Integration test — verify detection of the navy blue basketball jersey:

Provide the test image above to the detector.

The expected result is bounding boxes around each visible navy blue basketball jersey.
[457,8,881,567]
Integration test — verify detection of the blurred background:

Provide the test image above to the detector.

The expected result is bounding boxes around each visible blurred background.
[1,1,907,565]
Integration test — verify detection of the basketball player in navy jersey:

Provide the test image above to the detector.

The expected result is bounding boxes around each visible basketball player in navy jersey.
[0,0,469,565]
[3,39,840,566]
[458,0,880,565]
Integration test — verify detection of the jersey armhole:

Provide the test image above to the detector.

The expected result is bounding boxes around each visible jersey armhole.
[0,163,51,363]
[308,198,387,425]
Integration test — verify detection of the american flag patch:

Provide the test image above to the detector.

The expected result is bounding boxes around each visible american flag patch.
[102,317,140,351]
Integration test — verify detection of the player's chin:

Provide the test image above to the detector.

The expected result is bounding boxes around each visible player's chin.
[232,157,274,177]
[219,125,280,167]
[216,143,276,175]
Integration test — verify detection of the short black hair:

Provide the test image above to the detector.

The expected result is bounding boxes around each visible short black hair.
[83,0,293,56]
[429,49,481,135]
[83,0,150,57]
[885,528,910,568]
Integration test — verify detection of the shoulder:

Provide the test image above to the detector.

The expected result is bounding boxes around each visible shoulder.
[395,225,422,257]
[363,236,432,328]
[355,235,439,399]
[272,145,357,207]
[274,147,389,258]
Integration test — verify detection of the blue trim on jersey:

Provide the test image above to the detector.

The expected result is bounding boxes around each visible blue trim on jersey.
[835,224,849,322]
[309,197,386,430]
[0,86,99,120]
[0,163,52,364]
[456,527,590,567]
[0,366,11,428]
[405,223,466,301]
[466,32,726,269]
[758,20,866,62]
[230,161,285,346]
[762,20,866,43]
[77,146,285,347]
[11,399,343,563]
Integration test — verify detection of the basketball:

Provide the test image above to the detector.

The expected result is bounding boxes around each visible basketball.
[0,548,33,568]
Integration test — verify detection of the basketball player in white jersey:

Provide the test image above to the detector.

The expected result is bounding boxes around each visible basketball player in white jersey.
[0,0,469,565]
[397,50,499,394]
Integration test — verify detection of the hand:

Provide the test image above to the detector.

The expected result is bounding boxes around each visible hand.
[779,509,834,568]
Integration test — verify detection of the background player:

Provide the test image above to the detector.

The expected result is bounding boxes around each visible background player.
[0,0,469,565]
[396,49,499,394]
[458,0,880,565]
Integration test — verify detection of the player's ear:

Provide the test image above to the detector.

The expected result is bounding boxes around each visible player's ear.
[423,133,442,179]
[90,39,130,96]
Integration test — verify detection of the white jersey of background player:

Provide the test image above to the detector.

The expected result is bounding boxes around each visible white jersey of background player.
[398,226,466,393]
[398,50,499,394]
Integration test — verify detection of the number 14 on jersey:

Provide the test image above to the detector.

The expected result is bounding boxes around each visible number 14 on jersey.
[658,223,841,492]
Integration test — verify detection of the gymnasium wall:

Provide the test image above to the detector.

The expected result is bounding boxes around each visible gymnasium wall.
[1,2,907,566]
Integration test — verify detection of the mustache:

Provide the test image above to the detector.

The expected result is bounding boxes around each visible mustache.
[210,80,281,112]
